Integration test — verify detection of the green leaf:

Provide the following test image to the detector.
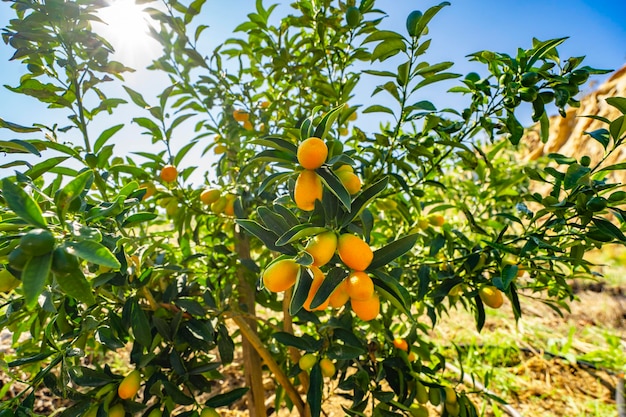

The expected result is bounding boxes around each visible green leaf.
[94,124,124,153]
[162,380,195,405]
[527,37,568,68]
[308,364,323,417]
[0,139,41,156]
[24,156,69,181]
[411,2,451,40]
[205,387,250,408]
[290,265,310,315]
[505,112,524,145]
[22,253,52,308]
[548,153,576,165]
[585,128,610,149]
[564,163,590,190]
[362,105,395,116]
[342,177,389,225]
[539,112,550,143]
[1,178,47,228]
[371,270,412,317]
[55,170,93,220]
[276,225,327,246]
[609,115,626,140]
[123,86,149,108]
[257,207,291,235]
[55,270,95,305]
[606,97,626,114]
[272,331,315,351]
[412,72,461,91]
[251,136,298,154]
[369,234,418,270]
[371,38,406,62]
[0,117,40,133]
[413,61,454,77]
[236,220,297,254]
[131,298,152,346]
[313,104,344,141]
[592,217,626,242]
[310,267,349,309]
[317,166,351,212]
[67,241,121,269]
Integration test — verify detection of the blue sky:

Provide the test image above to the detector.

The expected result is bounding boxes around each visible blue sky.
[0,1,625,182]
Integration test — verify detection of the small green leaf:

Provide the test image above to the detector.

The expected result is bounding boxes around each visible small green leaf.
[67,241,121,269]
[0,117,40,133]
[55,170,93,220]
[369,234,418,270]
[585,128,610,149]
[308,364,323,417]
[564,163,590,190]
[205,387,250,408]
[362,105,395,116]
[94,124,124,153]
[25,156,69,181]
[606,97,626,114]
[1,178,47,228]
[313,104,344,141]
[236,220,297,255]
[123,86,150,108]
[22,253,52,308]
[289,266,310,315]
[272,331,315,351]
[55,270,95,306]
[317,166,351,211]
[131,298,152,346]
[122,212,159,227]
[276,225,327,246]
[371,38,406,62]
[609,115,626,140]
[310,267,348,309]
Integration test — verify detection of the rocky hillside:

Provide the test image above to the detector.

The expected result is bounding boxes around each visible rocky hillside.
[525,65,626,170]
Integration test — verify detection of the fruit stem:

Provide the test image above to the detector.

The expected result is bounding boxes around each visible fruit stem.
[231,314,306,416]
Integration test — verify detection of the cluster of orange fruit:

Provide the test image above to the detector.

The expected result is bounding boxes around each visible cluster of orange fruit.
[233,108,254,131]
[294,137,362,211]
[200,188,236,216]
[262,231,380,321]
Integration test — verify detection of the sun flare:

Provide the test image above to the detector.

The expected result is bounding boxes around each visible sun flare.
[97,0,159,65]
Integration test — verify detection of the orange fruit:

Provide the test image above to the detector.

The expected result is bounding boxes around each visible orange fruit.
[335,164,354,173]
[214,144,227,154]
[328,279,349,308]
[303,266,330,311]
[160,165,178,183]
[108,404,125,417]
[337,234,373,271]
[427,214,445,227]
[299,353,317,371]
[297,137,328,170]
[479,286,504,309]
[262,259,299,292]
[408,351,418,362]
[346,271,374,301]
[259,100,270,109]
[444,386,457,404]
[337,171,362,195]
[243,120,254,131]
[351,293,380,321]
[305,231,337,267]
[200,189,221,205]
[233,109,249,122]
[319,358,336,377]
[224,195,236,216]
[393,338,409,352]
[118,370,141,399]
[139,182,156,200]
[294,170,323,211]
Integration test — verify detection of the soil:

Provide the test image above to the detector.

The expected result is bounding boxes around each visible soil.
[1,282,624,416]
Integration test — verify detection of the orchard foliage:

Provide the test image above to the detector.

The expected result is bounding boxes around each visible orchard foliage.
[0,0,624,416]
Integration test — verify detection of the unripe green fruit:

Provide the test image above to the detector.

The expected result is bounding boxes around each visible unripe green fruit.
[519,87,538,102]
[415,381,428,404]
[52,246,79,275]
[586,196,608,212]
[406,10,423,37]
[428,387,441,406]
[345,6,361,28]
[520,71,539,87]
[570,69,589,85]
[580,155,591,167]
[85,153,98,169]
[19,229,55,256]
[8,247,30,271]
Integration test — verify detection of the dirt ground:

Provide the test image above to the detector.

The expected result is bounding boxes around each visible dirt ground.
[1,279,624,416]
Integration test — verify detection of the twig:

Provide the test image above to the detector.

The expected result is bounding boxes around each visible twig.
[445,362,523,417]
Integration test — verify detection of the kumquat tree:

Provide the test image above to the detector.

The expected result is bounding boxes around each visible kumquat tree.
[0,0,625,416]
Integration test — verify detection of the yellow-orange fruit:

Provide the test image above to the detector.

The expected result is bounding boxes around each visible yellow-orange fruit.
[294,170,323,211]
[118,370,141,399]
[243,120,254,131]
[200,408,220,417]
[139,182,156,200]
[408,351,418,362]
[393,338,409,352]
[479,286,504,309]
[297,137,328,170]
[319,358,336,377]
[346,271,374,301]
[299,353,317,371]
[214,144,227,154]
[444,386,457,404]
[305,231,337,267]
[351,293,380,321]
[337,171,362,195]
[200,189,221,205]
[262,259,299,292]
[233,109,249,122]
[160,165,177,183]
[335,164,354,173]
[224,195,236,216]
[109,404,125,417]
[303,266,329,311]
[337,234,373,271]
[328,279,349,308]
[259,100,270,109]
[427,214,445,227]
